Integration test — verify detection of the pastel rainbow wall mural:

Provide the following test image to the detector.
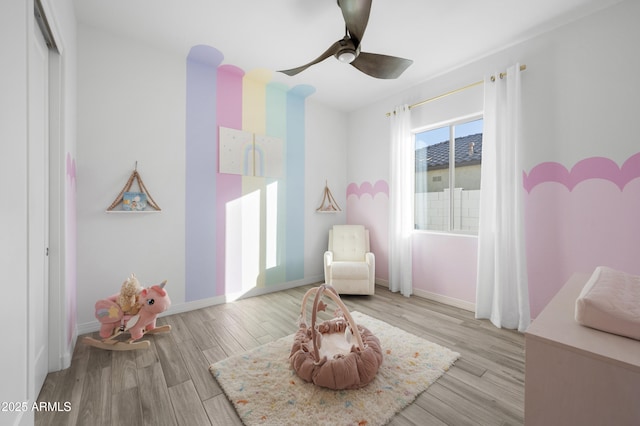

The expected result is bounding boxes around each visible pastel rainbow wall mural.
[185,45,314,301]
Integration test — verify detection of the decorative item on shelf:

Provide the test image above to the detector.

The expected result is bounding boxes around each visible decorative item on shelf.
[122,192,147,211]
[316,180,341,213]
[107,161,161,212]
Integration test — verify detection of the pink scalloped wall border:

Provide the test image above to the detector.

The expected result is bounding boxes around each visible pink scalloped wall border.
[346,180,389,198]
[523,152,640,192]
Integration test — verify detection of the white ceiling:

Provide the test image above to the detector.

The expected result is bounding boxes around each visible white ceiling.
[73,0,622,112]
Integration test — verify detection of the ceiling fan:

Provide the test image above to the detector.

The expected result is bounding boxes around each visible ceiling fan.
[278,0,413,79]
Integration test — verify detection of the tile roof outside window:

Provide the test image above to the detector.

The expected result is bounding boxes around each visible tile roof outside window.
[415,133,483,172]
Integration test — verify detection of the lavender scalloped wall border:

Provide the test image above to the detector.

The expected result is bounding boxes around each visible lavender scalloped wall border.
[523,152,640,192]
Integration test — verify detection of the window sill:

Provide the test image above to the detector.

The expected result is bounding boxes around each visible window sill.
[412,229,478,238]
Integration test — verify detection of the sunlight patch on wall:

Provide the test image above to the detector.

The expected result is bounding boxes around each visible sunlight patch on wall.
[226,189,261,294]
[266,181,279,269]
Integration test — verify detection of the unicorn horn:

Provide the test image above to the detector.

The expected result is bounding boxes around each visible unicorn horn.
[159,280,167,288]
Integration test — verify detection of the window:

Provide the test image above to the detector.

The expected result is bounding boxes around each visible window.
[414,117,483,233]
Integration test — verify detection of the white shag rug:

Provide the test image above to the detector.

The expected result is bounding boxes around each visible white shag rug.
[210,312,460,426]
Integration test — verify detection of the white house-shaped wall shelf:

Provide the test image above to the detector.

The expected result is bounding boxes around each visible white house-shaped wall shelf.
[106,164,161,212]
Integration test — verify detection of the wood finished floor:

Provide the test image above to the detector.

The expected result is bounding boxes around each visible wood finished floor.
[36,285,525,426]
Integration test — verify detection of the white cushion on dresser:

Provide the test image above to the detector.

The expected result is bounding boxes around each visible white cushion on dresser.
[575,266,640,340]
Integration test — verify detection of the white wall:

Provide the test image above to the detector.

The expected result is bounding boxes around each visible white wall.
[520,1,639,169]
[305,100,349,277]
[0,3,31,424]
[351,0,639,181]
[76,26,187,329]
[346,0,640,314]
[76,25,348,331]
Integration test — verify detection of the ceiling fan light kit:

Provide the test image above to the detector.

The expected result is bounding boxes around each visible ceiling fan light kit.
[336,48,357,63]
[337,51,356,63]
[278,0,412,79]
[336,37,359,63]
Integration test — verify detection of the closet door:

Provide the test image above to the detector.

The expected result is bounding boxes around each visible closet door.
[28,11,50,399]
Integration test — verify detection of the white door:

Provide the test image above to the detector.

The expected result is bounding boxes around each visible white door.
[29,13,50,399]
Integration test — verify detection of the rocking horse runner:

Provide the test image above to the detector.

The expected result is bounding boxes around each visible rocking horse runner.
[82,274,172,351]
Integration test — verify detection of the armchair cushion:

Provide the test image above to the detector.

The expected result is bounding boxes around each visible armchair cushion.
[324,225,375,295]
[330,225,368,262]
[330,261,370,279]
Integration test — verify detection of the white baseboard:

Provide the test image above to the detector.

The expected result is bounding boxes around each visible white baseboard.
[375,277,389,287]
[61,347,73,370]
[77,276,474,334]
[376,278,474,312]
[412,288,475,312]
[76,274,325,335]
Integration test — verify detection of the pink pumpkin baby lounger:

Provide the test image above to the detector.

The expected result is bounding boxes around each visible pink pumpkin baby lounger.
[289,284,383,390]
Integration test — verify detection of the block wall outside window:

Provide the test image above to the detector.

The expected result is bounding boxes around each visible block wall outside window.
[415,188,480,232]
[414,117,483,234]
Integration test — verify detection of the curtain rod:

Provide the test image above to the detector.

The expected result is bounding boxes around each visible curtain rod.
[385,64,527,117]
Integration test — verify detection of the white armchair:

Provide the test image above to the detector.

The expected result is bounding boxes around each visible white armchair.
[324,225,375,295]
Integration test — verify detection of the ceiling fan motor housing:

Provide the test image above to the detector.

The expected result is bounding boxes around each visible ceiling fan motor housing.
[335,37,359,63]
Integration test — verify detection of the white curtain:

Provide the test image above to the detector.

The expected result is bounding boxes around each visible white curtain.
[389,104,413,297]
[475,64,530,332]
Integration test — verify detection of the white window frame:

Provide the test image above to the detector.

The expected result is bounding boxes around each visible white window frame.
[413,112,483,236]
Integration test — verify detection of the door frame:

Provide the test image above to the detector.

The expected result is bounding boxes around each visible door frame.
[34,0,72,374]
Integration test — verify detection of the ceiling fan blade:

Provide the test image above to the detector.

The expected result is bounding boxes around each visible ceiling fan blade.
[337,0,372,47]
[278,40,343,76]
[350,51,413,79]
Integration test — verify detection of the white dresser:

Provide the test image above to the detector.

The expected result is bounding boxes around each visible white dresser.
[524,273,640,425]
